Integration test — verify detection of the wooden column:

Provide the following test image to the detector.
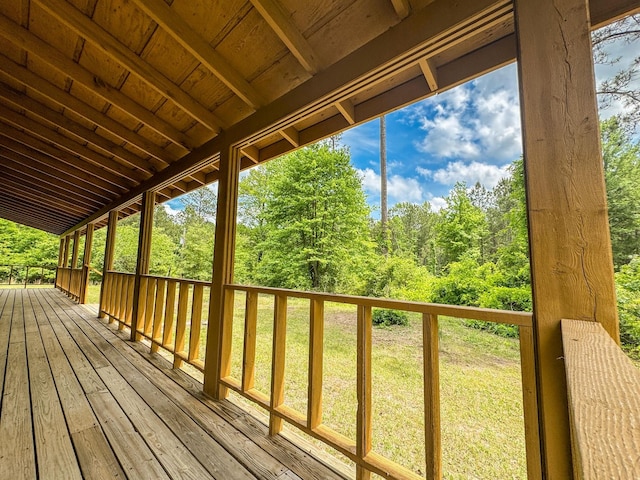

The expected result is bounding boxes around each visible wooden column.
[55,237,65,288]
[79,223,94,304]
[70,230,81,269]
[131,192,155,341]
[99,210,118,318]
[204,141,240,399]
[514,0,618,477]
[62,235,70,267]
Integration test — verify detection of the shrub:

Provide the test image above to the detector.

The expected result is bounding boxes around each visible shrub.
[372,308,409,327]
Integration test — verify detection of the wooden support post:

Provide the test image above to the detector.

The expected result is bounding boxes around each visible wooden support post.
[423,313,441,480]
[55,237,65,288]
[130,191,155,341]
[99,211,118,318]
[62,235,70,268]
[514,0,618,476]
[269,294,287,436]
[203,141,241,399]
[307,298,324,429]
[79,223,94,304]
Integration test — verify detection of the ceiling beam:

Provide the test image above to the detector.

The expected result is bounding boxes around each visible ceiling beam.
[0,53,173,165]
[240,145,260,163]
[0,152,109,206]
[32,0,224,133]
[418,57,438,91]
[0,84,155,173]
[0,195,79,224]
[280,126,299,147]
[249,0,320,74]
[0,13,194,151]
[0,138,120,200]
[0,207,63,232]
[132,0,264,109]
[0,124,132,192]
[0,105,148,183]
[0,177,93,216]
[335,100,356,125]
[390,0,411,19]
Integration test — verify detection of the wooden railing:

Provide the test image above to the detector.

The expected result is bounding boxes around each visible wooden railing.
[219,284,543,480]
[102,271,209,372]
[562,319,640,479]
[56,266,84,300]
[1,264,56,287]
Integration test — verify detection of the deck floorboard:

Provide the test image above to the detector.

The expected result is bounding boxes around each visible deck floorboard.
[0,288,348,480]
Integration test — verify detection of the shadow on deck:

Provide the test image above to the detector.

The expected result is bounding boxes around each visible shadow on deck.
[0,288,347,479]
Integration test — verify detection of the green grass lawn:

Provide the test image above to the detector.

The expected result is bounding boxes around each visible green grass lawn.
[84,284,527,478]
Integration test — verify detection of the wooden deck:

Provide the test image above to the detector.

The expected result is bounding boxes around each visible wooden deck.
[0,288,347,480]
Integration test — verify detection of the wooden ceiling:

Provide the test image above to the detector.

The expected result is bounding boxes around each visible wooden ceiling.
[0,0,637,235]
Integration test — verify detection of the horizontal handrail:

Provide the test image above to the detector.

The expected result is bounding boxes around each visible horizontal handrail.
[225,284,533,326]
[562,319,640,479]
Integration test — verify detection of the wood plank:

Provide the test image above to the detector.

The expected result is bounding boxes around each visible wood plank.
[151,278,166,352]
[163,279,178,349]
[242,291,258,391]
[34,0,223,132]
[132,0,264,108]
[270,294,288,435]
[519,325,543,480]
[131,191,155,340]
[0,289,14,407]
[307,298,323,429]
[562,319,640,479]
[0,290,36,479]
[188,283,204,362]
[249,0,320,74]
[0,13,194,150]
[356,305,372,480]
[423,313,441,480]
[173,281,190,367]
[98,211,118,319]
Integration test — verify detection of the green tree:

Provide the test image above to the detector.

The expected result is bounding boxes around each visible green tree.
[601,117,640,267]
[435,182,486,265]
[240,142,372,292]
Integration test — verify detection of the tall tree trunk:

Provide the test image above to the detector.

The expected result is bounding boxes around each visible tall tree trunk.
[380,115,388,254]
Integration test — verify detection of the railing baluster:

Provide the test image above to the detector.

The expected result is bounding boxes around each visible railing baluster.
[135,276,149,338]
[269,293,288,436]
[308,298,324,429]
[356,304,372,480]
[242,291,258,392]
[151,279,166,353]
[218,287,236,399]
[163,280,177,350]
[188,283,204,363]
[144,278,156,336]
[116,273,124,328]
[125,274,135,328]
[519,325,543,480]
[423,313,441,480]
[173,282,190,368]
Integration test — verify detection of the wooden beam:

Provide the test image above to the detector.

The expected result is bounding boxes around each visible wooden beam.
[279,126,299,147]
[240,145,260,164]
[0,141,118,201]
[249,0,320,74]
[390,0,411,19]
[0,124,132,192]
[132,0,264,109]
[0,206,63,232]
[33,0,224,133]
[514,0,618,477]
[0,84,155,173]
[0,176,96,215]
[204,144,240,399]
[418,58,438,92]
[335,99,356,125]
[0,53,173,164]
[0,14,194,151]
[0,195,80,224]
[0,105,148,183]
[130,191,155,341]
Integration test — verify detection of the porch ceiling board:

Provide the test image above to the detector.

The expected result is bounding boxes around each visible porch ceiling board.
[0,0,637,235]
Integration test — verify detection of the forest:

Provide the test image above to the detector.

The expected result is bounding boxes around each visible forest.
[1,116,639,356]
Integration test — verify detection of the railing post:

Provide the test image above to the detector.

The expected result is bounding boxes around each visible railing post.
[514,0,618,476]
[80,223,94,304]
[204,140,240,399]
[356,304,372,480]
[131,191,155,341]
[423,313,441,480]
[99,210,118,318]
[269,294,287,436]
[308,298,324,430]
[55,237,64,288]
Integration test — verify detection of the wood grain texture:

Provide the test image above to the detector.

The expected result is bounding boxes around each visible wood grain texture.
[307,298,324,429]
[423,314,441,480]
[562,319,640,480]
[514,0,618,477]
[356,305,372,480]
[242,291,259,391]
[270,293,288,436]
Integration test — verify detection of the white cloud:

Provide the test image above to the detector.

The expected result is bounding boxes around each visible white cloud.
[358,168,424,204]
[429,161,510,189]
[411,64,522,164]
[429,196,447,212]
[163,203,181,217]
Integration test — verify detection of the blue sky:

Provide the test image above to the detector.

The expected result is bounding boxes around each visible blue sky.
[167,26,639,217]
